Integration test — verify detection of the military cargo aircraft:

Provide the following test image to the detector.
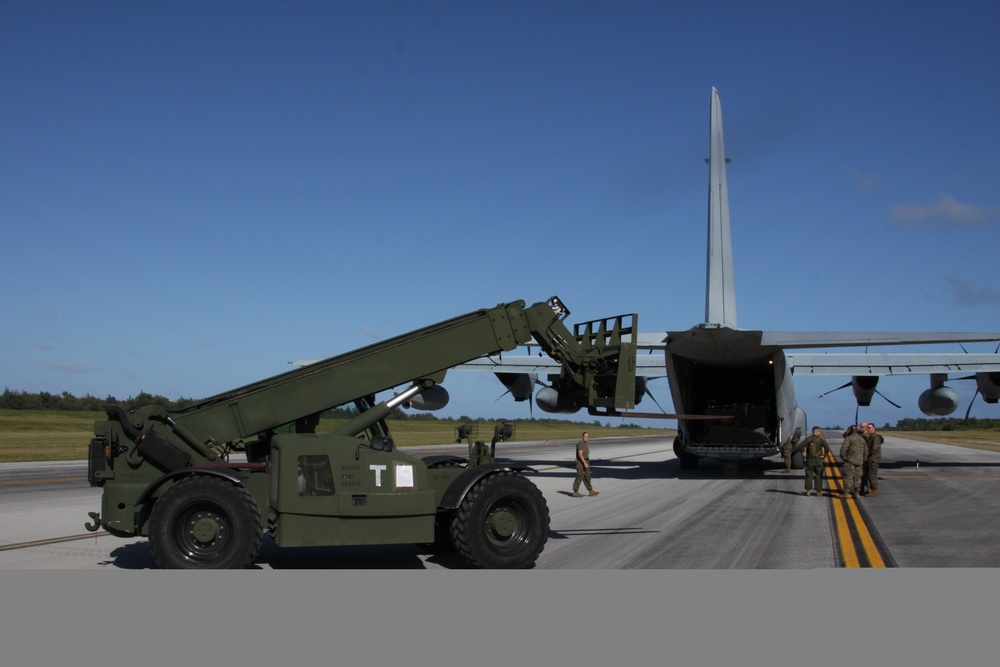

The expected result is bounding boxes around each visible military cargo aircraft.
[454,87,1000,469]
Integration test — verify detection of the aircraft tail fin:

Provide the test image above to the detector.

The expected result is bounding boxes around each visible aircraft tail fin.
[705,87,737,328]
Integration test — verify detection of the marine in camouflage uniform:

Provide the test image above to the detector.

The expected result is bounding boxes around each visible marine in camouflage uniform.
[572,432,599,497]
[861,424,884,497]
[839,425,868,498]
[780,439,793,472]
[792,427,830,495]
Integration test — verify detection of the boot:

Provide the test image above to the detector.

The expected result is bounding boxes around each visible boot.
[588,490,600,496]
[804,490,813,496]
[867,490,879,497]
[572,491,583,498]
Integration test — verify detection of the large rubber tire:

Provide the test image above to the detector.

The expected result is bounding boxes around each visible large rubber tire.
[422,510,457,553]
[422,461,462,553]
[450,471,549,569]
[149,476,262,569]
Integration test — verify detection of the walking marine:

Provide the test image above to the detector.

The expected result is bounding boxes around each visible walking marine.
[572,431,600,497]
[792,427,830,496]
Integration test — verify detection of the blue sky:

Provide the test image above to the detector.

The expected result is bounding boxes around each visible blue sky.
[3,1,999,429]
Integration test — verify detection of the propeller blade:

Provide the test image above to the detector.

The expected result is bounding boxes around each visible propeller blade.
[965,389,980,420]
[874,389,902,409]
[644,386,669,415]
[819,381,852,398]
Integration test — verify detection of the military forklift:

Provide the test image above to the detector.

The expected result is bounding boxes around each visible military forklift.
[86,297,638,569]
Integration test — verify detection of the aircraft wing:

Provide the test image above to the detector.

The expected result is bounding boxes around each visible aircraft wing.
[787,353,1000,377]
[760,331,1000,348]
[451,354,667,377]
[766,331,1000,376]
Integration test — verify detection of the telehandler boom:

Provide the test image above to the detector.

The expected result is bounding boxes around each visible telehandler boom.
[87,297,637,569]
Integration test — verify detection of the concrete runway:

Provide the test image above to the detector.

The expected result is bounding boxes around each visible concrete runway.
[2,434,999,569]
[6,435,1000,667]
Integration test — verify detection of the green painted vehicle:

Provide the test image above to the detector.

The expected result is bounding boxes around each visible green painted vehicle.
[86,297,637,569]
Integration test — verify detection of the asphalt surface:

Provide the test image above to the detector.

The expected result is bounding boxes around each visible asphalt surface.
[2,434,999,569]
[6,435,1000,667]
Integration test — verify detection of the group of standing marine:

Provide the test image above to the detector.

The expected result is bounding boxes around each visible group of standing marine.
[573,422,885,499]
[781,422,884,498]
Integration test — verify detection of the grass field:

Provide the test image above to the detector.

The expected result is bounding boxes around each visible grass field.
[0,409,674,462]
[4,409,999,462]
[883,430,1000,453]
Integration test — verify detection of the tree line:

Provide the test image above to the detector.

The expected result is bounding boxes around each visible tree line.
[0,388,361,417]
[0,388,194,412]
[13,389,995,430]
[0,388,656,427]
[888,417,1000,431]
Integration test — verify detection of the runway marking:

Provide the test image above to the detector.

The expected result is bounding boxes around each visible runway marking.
[0,532,110,552]
[823,454,892,568]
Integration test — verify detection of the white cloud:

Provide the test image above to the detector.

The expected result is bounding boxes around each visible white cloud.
[890,194,1000,226]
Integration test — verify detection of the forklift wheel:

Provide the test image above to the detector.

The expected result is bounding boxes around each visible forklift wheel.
[149,476,262,569]
[450,471,549,569]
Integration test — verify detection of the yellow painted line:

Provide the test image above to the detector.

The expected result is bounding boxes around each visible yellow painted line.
[822,453,886,568]
[830,489,859,567]
[845,496,885,568]
[824,454,860,567]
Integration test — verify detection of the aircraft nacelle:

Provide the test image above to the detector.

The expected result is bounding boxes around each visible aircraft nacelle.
[634,377,648,406]
[918,386,960,416]
[534,376,644,414]
[495,372,536,402]
[399,385,450,411]
[535,386,582,414]
[852,376,879,406]
[976,372,1000,404]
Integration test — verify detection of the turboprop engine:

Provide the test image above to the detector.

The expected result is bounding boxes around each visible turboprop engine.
[851,376,878,406]
[535,385,582,414]
[536,376,649,415]
[976,372,1000,404]
[918,374,960,416]
[494,372,537,401]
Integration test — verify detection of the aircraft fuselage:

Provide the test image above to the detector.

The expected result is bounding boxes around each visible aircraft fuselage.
[665,325,806,465]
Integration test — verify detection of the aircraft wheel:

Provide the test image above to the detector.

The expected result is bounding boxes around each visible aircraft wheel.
[149,476,262,569]
[450,472,549,569]
[674,437,699,469]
